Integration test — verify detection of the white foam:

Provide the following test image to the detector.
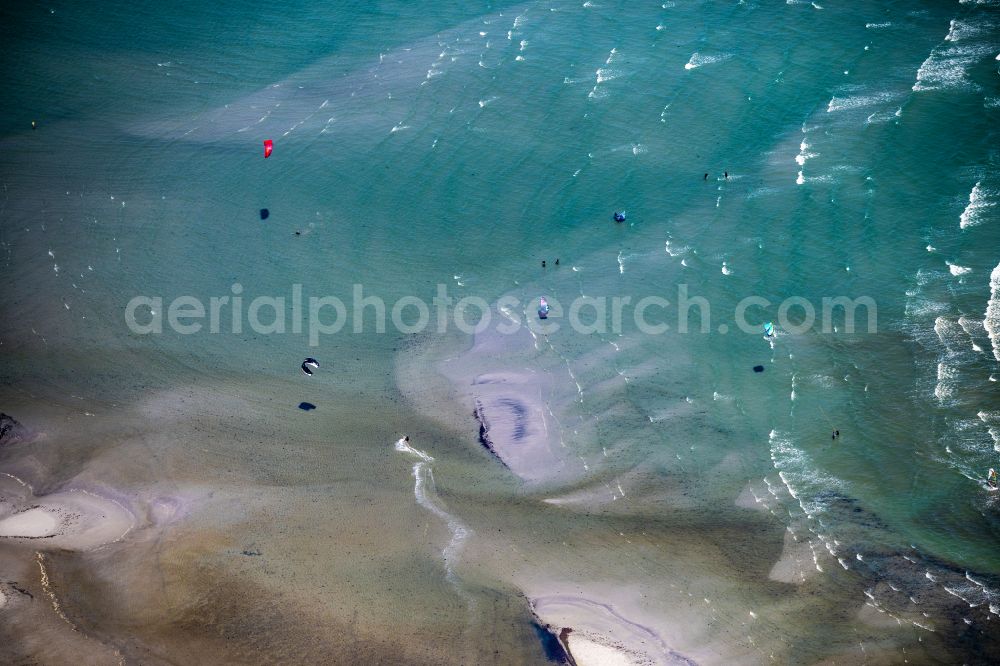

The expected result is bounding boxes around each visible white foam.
[865,22,892,29]
[664,240,689,257]
[721,261,732,275]
[934,316,964,349]
[395,437,433,462]
[588,86,609,100]
[947,262,972,276]
[935,362,957,401]
[394,439,470,591]
[913,41,995,92]
[796,140,817,165]
[945,18,991,42]
[827,91,898,112]
[684,52,733,70]
[960,181,994,229]
[984,262,1000,361]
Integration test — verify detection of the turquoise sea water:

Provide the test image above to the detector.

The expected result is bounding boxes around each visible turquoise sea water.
[2,0,1000,663]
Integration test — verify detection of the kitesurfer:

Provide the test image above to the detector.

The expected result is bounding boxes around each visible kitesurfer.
[538,297,550,320]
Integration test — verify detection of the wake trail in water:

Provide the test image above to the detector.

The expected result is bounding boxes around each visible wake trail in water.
[394,437,474,605]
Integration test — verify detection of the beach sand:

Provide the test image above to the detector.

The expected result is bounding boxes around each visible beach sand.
[0,508,60,538]
[532,593,693,665]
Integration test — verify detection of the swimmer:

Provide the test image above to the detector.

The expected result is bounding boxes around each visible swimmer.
[704,173,708,181]
[555,258,560,266]
[542,260,547,268]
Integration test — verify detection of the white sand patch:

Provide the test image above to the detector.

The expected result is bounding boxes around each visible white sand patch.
[0,507,60,537]
[568,635,642,666]
[531,593,693,665]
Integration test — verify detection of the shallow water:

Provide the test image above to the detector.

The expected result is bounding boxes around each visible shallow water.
[2,0,1000,663]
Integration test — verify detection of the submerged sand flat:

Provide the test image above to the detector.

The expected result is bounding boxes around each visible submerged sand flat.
[5,0,1000,661]
[438,304,593,486]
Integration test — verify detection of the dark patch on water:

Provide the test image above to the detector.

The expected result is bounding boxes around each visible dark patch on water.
[531,622,572,663]
[753,365,764,373]
[6,581,33,598]
[298,402,316,411]
[498,398,528,440]
[805,489,1000,659]
[259,208,269,220]
[472,400,510,469]
[0,413,34,446]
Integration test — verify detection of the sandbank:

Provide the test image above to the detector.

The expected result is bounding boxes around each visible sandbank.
[0,507,59,537]
[438,305,587,485]
[531,593,696,666]
[0,474,135,550]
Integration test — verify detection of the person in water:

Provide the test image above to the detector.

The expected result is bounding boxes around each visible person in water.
[703,173,708,181]
[555,258,560,266]
[989,468,997,488]
[542,260,546,268]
